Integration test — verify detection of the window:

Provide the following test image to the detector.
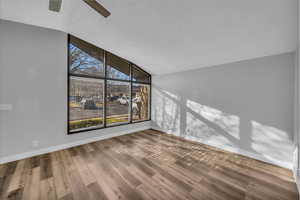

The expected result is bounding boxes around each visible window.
[106,53,130,80]
[132,83,150,121]
[132,65,151,83]
[69,77,104,131]
[106,81,130,126]
[69,36,105,77]
[68,35,151,134]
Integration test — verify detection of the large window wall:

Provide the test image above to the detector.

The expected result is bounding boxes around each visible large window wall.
[68,35,151,134]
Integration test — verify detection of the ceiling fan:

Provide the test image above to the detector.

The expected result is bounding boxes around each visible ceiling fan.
[49,0,111,18]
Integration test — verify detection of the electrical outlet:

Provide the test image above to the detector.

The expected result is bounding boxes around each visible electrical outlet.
[32,140,39,147]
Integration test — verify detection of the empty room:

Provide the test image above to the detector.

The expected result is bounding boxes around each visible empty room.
[1,0,300,199]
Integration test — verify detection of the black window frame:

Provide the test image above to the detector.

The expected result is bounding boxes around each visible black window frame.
[67,34,151,134]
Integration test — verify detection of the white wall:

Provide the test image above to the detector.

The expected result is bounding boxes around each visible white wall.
[294,47,299,179]
[295,46,300,191]
[152,53,295,169]
[0,20,150,162]
[295,0,300,190]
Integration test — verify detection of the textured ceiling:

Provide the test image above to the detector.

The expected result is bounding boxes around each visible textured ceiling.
[0,0,298,75]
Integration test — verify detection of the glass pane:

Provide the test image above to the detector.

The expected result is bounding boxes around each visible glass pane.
[132,65,151,83]
[132,84,150,121]
[106,80,130,125]
[69,76,104,132]
[69,36,104,77]
[106,53,130,80]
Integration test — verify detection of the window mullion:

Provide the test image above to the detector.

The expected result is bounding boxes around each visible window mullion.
[130,64,133,123]
[104,51,107,128]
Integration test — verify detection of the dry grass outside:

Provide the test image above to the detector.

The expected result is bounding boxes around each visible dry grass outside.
[69,115,128,130]
[70,102,81,108]
[69,102,104,108]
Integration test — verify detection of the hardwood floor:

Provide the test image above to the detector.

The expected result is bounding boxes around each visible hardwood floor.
[0,129,298,200]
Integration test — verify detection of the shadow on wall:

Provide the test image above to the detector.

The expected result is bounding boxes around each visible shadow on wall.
[152,87,295,169]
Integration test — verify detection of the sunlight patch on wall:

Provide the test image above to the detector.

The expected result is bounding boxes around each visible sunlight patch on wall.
[251,121,294,165]
[187,100,240,139]
[152,88,180,135]
[152,87,294,168]
[185,112,237,151]
[162,90,180,101]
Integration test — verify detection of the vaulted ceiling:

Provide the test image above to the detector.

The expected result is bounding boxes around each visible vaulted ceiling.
[0,0,298,75]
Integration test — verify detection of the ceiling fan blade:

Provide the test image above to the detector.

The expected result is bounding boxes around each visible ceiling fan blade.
[49,0,62,12]
[83,0,111,18]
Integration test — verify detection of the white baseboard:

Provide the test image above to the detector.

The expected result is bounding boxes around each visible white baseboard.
[151,127,293,170]
[295,170,300,199]
[0,125,150,164]
[293,147,299,180]
[296,170,300,194]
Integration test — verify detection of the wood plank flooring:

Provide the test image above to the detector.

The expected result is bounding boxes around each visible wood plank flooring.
[0,129,298,200]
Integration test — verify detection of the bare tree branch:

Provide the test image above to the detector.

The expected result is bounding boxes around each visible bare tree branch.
[70,45,100,73]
